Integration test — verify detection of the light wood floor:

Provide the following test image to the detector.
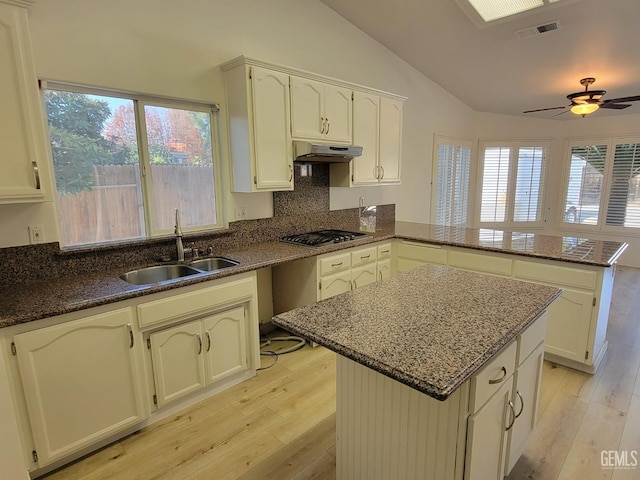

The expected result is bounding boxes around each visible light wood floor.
[45,267,640,480]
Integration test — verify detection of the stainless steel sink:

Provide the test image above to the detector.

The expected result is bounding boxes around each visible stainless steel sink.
[120,264,202,285]
[189,257,239,271]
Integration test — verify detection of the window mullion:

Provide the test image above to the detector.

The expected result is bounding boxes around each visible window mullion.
[134,100,156,236]
[505,145,518,227]
[599,141,616,232]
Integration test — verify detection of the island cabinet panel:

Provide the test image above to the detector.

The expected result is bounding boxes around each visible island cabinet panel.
[336,355,466,480]
[394,239,612,373]
[13,308,146,467]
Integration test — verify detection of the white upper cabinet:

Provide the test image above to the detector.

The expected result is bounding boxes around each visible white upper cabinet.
[378,96,403,184]
[222,59,293,192]
[333,92,404,187]
[351,92,380,185]
[0,1,52,203]
[290,76,352,144]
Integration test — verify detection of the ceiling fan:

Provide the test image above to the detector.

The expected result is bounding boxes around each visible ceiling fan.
[523,78,640,117]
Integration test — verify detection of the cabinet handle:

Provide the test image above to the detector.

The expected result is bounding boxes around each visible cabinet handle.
[289,164,293,182]
[379,271,383,281]
[352,279,357,289]
[380,250,390,255]
[373,166,379,179]
[488,366,507,384]
[320,117,326,134]
[196,334,202,355]
[206,332,211,352]
[32,162,41,190]
[360,254,371,260]
[506,400,516,431]
[331,261,343,267]
[326,118,330,134]
[515,390,524,418]
[379,165,385,179]
[127,324,134,348]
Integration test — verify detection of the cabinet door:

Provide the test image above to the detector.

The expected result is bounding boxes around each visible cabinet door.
[202,306,248,385]
[251,66,293,190]
[377,258,392,281]
[352,91,380,185]
[506,343,544,474]
[378,96,402,184]
[323,84,352,144]
[544,289,594,364]
[0,3,49,203]
[320,270,352,300]
[290,76,324,141]
[149,320,206,407]
[14,309,145,466]
[351,263,376,289]
[465,379,512,480]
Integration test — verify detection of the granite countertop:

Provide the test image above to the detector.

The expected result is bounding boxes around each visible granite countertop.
[394,222,628,267]
[272,264,561,400]
[0,221,626,329]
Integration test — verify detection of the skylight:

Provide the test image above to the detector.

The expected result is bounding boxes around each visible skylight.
[469,0,543,22]
[456,0,576,27]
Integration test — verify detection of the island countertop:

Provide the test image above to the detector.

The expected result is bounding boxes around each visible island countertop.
[272,264,561,400]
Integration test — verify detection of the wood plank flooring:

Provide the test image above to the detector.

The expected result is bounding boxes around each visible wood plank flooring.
[44,266,640,480]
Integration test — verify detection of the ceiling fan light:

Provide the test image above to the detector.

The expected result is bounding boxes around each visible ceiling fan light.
[570,103,599,115]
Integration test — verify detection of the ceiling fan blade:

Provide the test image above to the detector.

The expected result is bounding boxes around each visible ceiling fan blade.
[602,95,640,104]
[523,106,567,113]
[599,103,631,110]
[552,109,571,117]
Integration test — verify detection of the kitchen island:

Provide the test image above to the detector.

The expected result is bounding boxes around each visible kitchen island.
[273,264,561,480]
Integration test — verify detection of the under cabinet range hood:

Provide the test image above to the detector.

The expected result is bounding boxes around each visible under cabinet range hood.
[294,141,363,163]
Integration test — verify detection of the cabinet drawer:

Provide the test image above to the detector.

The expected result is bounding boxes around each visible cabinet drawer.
[137,275,255,328]
[397,241,447,265]
[377,243,392,260]
[351,246,377,267]
[513,260,597,290]
[448,249,512,276]
[517,313,548,366]
[470,341,517,413]
[319,252,351,275]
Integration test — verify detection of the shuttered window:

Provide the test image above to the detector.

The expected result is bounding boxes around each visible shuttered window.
[478,141,548,228]
[563,138,640,230]
[432,136,472,226]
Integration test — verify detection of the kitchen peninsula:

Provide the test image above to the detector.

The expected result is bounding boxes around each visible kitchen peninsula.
[273,264,561,480]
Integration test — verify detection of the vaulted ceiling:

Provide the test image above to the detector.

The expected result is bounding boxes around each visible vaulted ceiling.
[320,0,640,119]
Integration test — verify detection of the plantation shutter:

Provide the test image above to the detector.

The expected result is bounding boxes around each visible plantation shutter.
[513,146,546,222]
[480,146,510,223]
[433,138,471,226]
[563,144,606,225]
[605,143,640,228]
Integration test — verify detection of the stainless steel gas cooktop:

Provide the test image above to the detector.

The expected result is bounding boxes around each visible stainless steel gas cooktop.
[281,229,368,247]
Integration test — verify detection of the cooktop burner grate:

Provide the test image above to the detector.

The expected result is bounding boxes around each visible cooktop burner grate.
[281,229,368,247]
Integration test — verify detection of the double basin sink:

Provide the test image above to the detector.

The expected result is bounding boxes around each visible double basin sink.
[120,257,239,285]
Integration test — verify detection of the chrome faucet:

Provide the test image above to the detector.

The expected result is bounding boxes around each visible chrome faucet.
[175,209,184,262]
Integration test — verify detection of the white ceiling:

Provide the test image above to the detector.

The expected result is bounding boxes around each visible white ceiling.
[320,0,640,119]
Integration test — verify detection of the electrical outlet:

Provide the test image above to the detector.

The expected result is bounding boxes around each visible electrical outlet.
[29,225,44,244]
[235,207,246,220]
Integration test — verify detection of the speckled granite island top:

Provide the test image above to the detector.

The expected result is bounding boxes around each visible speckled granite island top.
[394,222,627,267]
[273,264,561,400]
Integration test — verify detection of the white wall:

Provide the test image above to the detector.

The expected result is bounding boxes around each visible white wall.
[0,0,475,248]
[474,112,640,267]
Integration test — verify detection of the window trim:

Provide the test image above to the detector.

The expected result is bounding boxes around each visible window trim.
[476,138,551,230]
[559,135,640,235]
[42,80,226,247]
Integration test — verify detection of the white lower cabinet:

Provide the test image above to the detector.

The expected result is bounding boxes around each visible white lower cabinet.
[465,378,513,480]
[13,308,146,467]
[273,242,390,312]
[394,239,613,373]
[3,272,258,476]
[150,306,248,408]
